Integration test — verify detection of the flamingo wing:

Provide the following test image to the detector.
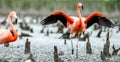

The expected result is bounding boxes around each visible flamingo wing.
[40,14,67,27]
[84,12,115,28]
[86,16,115,28]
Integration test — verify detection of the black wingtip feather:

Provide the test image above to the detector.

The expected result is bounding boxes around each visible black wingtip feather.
[40,19,45,25]
[86,16,115,28]
[98,17,115,28]
[40,20,46,25]
[110,22,115,28]
[40,15,55,25]
[40,14,67,27]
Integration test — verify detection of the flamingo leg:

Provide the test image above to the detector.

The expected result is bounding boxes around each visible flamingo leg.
[76,34,79,58]
[70,34,74,54]
[4,41,9,47]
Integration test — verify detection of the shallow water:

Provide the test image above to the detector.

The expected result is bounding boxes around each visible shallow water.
[0,17,120,62]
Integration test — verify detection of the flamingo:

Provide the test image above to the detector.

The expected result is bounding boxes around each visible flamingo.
[0,11,18,44]
[40,3,115,55]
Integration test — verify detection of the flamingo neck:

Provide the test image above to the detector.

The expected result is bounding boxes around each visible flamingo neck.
[77,8,82,20]
[77,7,83,26]
[8,15,18,41]
[77,7,86,33]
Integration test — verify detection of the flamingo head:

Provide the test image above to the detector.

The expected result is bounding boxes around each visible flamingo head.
[9,11,18,24]
[77,3,84,10]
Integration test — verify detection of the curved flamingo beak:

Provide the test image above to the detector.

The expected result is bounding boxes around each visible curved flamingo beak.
[77,3,84,10]
[13,14,18,24]
[81,6,84,10]
[13,16,18,24]
[14,18,18,24]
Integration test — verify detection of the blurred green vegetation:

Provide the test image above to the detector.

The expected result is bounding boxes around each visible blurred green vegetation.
[0,0,120,12]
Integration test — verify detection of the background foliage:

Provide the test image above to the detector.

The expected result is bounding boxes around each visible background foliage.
[0,0,119,16]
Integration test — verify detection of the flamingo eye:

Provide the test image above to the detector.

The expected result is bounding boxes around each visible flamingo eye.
[77,5,81,8]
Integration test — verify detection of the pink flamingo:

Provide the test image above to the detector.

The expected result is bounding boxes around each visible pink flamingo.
[0,11,18,44]
[40,3,115,55]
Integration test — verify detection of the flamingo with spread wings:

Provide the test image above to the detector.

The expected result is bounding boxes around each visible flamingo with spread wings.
[40,3,114,34]
[40,3,115,50]
[0,11,18,44]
